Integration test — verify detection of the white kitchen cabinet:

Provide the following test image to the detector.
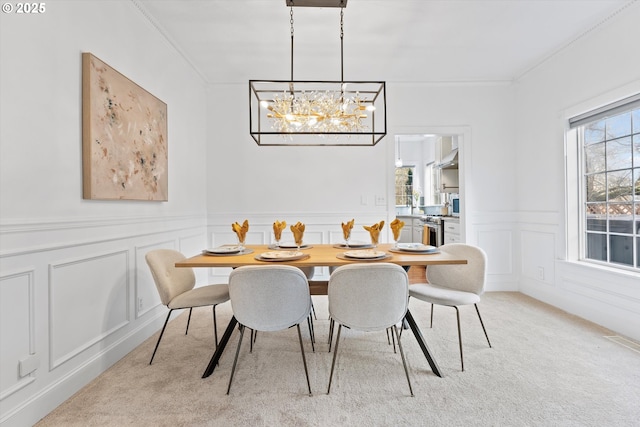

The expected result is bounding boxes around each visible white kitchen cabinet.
[399,224,413,243]
[413,222,424,243]
[443,218,461,244]
[397,216,423,243]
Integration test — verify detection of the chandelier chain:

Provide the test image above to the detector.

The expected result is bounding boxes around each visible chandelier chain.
[340,3,344,82]
[290,5,294,38]
[290,4,294,81]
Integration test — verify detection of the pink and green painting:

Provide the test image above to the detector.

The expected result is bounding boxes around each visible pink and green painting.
[82,53,168,201]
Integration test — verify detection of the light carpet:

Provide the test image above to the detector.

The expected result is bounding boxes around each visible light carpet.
[36,292,640,426]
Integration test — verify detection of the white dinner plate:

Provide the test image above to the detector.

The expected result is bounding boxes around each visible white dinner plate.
[258,251,306,261]
[343,250,387,259]
[344,241,371,248]
[396,243,437,252]
[333,242,374,249]
[204,246,242,254]
[277,242,310,249]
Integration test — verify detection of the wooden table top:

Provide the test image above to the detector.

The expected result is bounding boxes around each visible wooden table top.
[176,243,467,268]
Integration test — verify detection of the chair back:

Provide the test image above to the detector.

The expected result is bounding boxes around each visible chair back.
[328,263,409,332]
[145,249,196,306]
[427,243,487,295]
[228,265,311,332]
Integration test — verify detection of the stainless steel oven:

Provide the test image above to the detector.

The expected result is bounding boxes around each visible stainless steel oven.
[422,216,444,247]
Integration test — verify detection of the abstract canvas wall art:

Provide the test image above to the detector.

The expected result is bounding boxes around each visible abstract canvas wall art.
[82,53,168,200]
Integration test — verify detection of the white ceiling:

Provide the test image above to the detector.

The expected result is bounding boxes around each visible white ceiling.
[136,0,631,85]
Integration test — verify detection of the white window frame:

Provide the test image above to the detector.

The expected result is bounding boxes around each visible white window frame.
[566,93,640,272]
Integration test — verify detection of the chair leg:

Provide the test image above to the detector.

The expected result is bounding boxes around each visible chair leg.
[430,303,434,328]
[307,299,316,345]
[212,305,219,348]
[327,324,343,394]
[226,324,246,395]
[185,308,193,335]
[390,327,397,353]
[392,325,414,397]
[250,329,256,353]
[149,310,173,365]
[328,318,335,352]
[474,304,492,348]
[296,324,313,396]
[454,306,464,372]
[307,316,316,352]
[398,318,409,339]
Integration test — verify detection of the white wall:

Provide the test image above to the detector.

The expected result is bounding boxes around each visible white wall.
[514,2,640,341]
[0,1,209,425]
[206,80,519,289]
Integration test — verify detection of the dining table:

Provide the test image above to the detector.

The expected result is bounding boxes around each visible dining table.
[176,242,468,379]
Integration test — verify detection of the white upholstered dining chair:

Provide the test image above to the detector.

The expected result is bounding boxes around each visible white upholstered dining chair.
[145,249,230,365]
[327,263,414,396]
[408,243,492,371]
[226,265,313,395]
[248,266,316,351]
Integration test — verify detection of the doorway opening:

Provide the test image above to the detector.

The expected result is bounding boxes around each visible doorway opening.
[394,133,460,216]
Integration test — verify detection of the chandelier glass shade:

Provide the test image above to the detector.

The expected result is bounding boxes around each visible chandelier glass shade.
[249,1,387,146]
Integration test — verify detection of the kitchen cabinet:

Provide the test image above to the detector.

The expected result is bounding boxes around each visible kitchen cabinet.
[413,221,424,244]
[443,217,461,244]
[397,216,423,243]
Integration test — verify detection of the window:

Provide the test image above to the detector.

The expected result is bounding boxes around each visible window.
[570,95,640,270]
[395,166,414,207]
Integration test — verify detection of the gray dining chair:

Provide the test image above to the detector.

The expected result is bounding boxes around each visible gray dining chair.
[409,243,492,371]
[226,265,313,396]
[327,263,414,396]
[145,249,230,365]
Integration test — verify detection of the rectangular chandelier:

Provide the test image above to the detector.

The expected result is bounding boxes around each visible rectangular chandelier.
[249,79,386,146]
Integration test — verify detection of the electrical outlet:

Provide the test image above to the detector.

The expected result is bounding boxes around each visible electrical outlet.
[19,354,40,377]
[375,195,386,206]
[536,267,544,281]
[138,297,143,311]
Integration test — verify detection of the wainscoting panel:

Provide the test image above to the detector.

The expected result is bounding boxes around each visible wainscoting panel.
[521,230,555,285]
[135,240,176,319]
[49,250,129,369]
[475,227,517,291]
[478,229,513,275]
[0,214,208,427]
[0,269,36,400]
[559,271,640,314]
[179,233,207,258]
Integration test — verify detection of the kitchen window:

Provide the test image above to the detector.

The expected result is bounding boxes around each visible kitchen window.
[569,94,640,271]
[395,166,415,208]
